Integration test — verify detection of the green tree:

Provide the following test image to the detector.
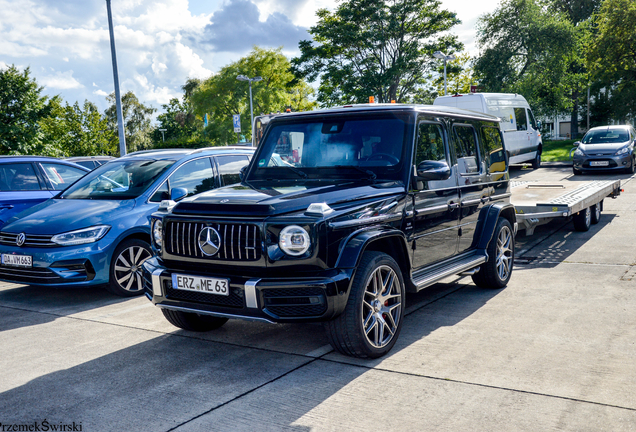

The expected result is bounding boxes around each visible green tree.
[0,65,51,155]
[586,0,636,124]
[291,0,462,106]
[105,91,156,154]
[152,79,203,147]
[474,0,585,133]
[190,46,317,145]
[40,99,116,157]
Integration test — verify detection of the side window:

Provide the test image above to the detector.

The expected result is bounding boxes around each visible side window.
[415,122,447,166]
[481,127,506,174]
[527,109,537,130]
[168,158,216,198]
[40,163,87,190]
[149,181,169,203]
[452,124,480,175]
[217,155,250,186]
[4,163,43,191]
[514,108,528,131]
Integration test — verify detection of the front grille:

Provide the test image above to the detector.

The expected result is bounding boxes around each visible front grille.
[0,266,62,284]
[164,280,244,308]
[263,287,327,318]
[0,232,55,248]
[165,221,261,262]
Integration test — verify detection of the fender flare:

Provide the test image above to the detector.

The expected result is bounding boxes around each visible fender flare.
[475,202,516,250]
[334,226,410,270]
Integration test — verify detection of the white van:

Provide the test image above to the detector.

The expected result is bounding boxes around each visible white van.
[434,93,542,168]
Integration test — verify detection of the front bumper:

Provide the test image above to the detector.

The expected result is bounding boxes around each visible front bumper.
[0,242,110,287]
[142,258,353,323]
[573,152,632,172]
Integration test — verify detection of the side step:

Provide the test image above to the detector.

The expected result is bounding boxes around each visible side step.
[411,252,487,292]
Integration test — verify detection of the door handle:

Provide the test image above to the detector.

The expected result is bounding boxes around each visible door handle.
[0,205,13,210]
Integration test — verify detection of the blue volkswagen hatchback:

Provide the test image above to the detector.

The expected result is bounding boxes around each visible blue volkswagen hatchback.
[0,156,90,229]
[0,147,254,296]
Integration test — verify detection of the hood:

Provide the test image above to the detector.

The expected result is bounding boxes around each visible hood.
[172,181,405,217]
[3,199,136,234]
[580,141,631,154]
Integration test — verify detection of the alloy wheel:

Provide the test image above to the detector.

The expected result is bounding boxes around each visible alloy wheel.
[361,265,403,349]
[496,225,514,281]
[113,245,151,292]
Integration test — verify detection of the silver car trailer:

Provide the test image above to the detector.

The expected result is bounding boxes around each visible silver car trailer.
[511,179,622,235]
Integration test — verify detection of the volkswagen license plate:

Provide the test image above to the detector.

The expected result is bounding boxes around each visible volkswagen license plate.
[172,273,229,296]
[590,161,609,167]
[1,253,32,268]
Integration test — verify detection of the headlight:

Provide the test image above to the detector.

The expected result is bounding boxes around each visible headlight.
[574,148,585,157]
[279,225,311,256]
[152,219,163,248]
[51,225,110,246]
[615,146,630,156]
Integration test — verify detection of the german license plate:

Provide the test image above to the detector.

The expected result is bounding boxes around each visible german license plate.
[171,273,229,296]
[1,253,32,268]
[590,161,609,167]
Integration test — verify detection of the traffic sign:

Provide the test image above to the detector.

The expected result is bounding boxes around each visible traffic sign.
[233,114,241,133]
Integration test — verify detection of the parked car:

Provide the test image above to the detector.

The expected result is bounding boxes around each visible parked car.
[434,93,543,169]
[0,147,254,296]
[0,156,90,229]
[64,156,116,170]
[572,125,636,175]
[143,104,516,358]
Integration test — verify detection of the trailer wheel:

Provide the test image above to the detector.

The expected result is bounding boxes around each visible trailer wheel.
[472,218,514,289]
[591,203,601,224]
[573,207,592,231]
[324,251,405,358]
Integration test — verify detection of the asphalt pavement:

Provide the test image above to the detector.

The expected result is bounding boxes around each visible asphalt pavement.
[1,165,635,431]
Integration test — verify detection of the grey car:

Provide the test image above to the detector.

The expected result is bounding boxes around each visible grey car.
[573,125,636,175]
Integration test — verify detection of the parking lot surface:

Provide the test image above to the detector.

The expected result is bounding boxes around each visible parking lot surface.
[1,165,635,431]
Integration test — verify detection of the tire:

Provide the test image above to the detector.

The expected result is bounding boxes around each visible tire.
[472,218,514,289]
[626,157,635,174]
[591,202,601,224]
[573,207,592,232]
[531,151,541,169]
[324,251,405,359]
[106,238,152,297]
[162,308,228,331]
[573,167,582,175]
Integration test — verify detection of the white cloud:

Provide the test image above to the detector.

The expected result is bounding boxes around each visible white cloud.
[41,70,84,90]
[94,89,109,97]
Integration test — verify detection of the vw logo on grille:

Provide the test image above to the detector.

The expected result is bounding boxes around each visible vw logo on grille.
[16,233,26,247]
[198,227,222,256]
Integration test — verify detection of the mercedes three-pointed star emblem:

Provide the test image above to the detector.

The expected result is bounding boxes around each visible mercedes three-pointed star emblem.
[198,227,222,256]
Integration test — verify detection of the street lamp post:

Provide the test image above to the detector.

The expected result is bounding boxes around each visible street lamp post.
[236,75,262,140]
[433,51,455,96]
[159,128,167,142]
[106,0,127,156]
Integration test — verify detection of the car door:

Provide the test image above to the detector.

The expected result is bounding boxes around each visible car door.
[408,119,460,270]
[0,162,55,228]
[451,122,489,255]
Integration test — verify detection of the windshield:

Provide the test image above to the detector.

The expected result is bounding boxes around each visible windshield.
[250,113,408,182]
[582,129,630,144]
[61,159,174,200]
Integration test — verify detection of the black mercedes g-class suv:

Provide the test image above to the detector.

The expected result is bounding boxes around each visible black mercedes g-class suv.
[143,104,516,358]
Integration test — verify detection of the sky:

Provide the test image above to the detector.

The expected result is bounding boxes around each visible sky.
[0,0,503,117]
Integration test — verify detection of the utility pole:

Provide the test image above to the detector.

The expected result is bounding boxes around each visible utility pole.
[106,0,127,156]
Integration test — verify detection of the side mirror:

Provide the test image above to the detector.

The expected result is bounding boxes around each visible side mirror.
[170,187,188,201]
[416,160,451,181]
[239,165,248,181]
[537,120,542,129]
[573,141,581,147]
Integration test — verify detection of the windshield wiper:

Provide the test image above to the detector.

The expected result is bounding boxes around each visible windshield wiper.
[280,165,308,179]
[334,165,377,180]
